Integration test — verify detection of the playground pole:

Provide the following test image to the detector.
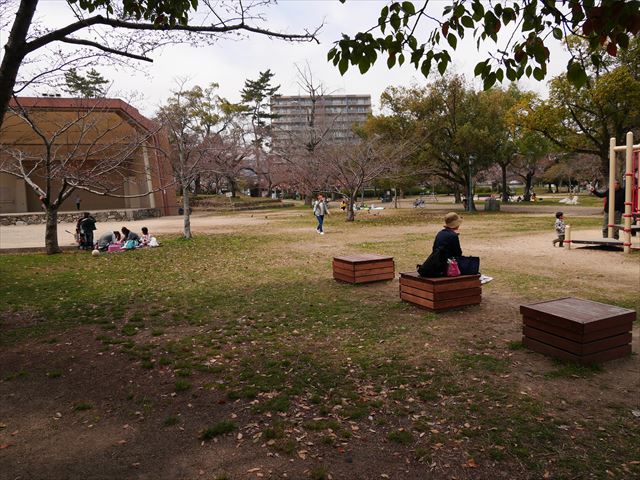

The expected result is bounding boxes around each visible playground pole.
[608,138,616,239]
[624,132,633,254]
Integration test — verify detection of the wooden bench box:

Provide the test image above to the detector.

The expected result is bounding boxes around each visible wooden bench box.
[520,297,635,364]
[399,272,481,311]
[333,254,395,284]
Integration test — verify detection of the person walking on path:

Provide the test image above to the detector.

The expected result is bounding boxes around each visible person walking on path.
[552,211,566,247]
[313,194,329,235]
[589,180,624,239]
[75,195,81,211]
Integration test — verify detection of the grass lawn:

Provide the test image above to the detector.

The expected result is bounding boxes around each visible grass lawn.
[1,210,638,479]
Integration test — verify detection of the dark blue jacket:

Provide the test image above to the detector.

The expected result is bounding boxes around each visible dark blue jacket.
[592,187,625,212]
[432,228,462,259]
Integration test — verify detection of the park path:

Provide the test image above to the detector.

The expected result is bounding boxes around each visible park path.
[0,200,602,250]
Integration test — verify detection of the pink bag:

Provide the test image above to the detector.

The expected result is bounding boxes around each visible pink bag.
[446,258,461,277]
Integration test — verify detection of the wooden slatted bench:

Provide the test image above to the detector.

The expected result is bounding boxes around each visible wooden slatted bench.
[521,297,635,365]
[399,272,481,311]
[333,254,395,284]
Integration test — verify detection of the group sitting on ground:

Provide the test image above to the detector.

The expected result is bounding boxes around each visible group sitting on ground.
[94,226,159,251]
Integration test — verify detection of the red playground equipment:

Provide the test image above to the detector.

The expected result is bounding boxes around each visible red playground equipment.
[565,132,640,253]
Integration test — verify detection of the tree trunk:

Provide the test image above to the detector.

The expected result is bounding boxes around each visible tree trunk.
[304,194,312,206]
[347,196,356,222]
[453,185,461,204]
[45,207,62,255]
[182,187,192,239]
[194,174,201,195]
[501,165,510,202]
[0,0,38,129]
[465,182,476,212]
[523,174,533,201]
[394,186,399,209]
[228,177,237,197]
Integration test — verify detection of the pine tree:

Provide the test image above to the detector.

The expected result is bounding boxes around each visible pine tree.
[64,68,109,98]
[240,70,280,195]
[241,70,280,132]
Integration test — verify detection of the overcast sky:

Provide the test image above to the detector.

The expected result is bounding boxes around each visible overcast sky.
[4,0,572,117]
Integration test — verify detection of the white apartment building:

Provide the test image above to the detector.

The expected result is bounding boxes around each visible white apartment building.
[270,94,372,147]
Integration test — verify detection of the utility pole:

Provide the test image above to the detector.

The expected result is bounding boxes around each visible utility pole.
[467,156,473,212]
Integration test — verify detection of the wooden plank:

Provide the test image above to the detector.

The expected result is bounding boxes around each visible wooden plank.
[353,272,395,283]
[334,254,394,264]
[400,276,436,292]
[333,265,355,277]
[332,261,355,272]
[570,239,624,246]
[353,260,395,271]
[353,266,395,278]
[523,337,632,365]
[401,292,481,311]
[333,271,355,283]
[521,308,635,335]
[520,298,636,334]
[433,279,481,293]
[523,326,632,355]
[399,275,480,293]
[333,259,395,271]
[523,316,632,343]
[400,272,480,284]
[400,285,482,301]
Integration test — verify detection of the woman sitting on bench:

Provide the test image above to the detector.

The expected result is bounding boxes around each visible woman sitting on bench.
[433,212,463,259]
[418,212,480,277]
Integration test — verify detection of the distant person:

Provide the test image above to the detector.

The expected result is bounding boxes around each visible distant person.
[552,211,566,247]
[312,194,329,235]
[75,195,81,211]
[589,180,624,239]
[120,226,140,249]
[140,227,151,246]
[79,212,97,250]
[340,199,347,211]
[140,227,160,247]
[97,231,121,251]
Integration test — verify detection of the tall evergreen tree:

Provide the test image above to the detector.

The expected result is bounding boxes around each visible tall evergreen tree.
[64,68,109,97]
[241,70,280,194]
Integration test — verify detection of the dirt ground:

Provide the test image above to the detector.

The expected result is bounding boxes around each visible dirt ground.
[0,199,602,250]
[1,206,638,480]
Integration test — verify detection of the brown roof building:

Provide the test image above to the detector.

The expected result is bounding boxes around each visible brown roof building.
[0,97,175,215]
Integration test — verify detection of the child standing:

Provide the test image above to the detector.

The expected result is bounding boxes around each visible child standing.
[553,211,566,247]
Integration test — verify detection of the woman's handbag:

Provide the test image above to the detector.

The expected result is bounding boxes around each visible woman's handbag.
[446,258,461,277]
[455,256,480,275]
